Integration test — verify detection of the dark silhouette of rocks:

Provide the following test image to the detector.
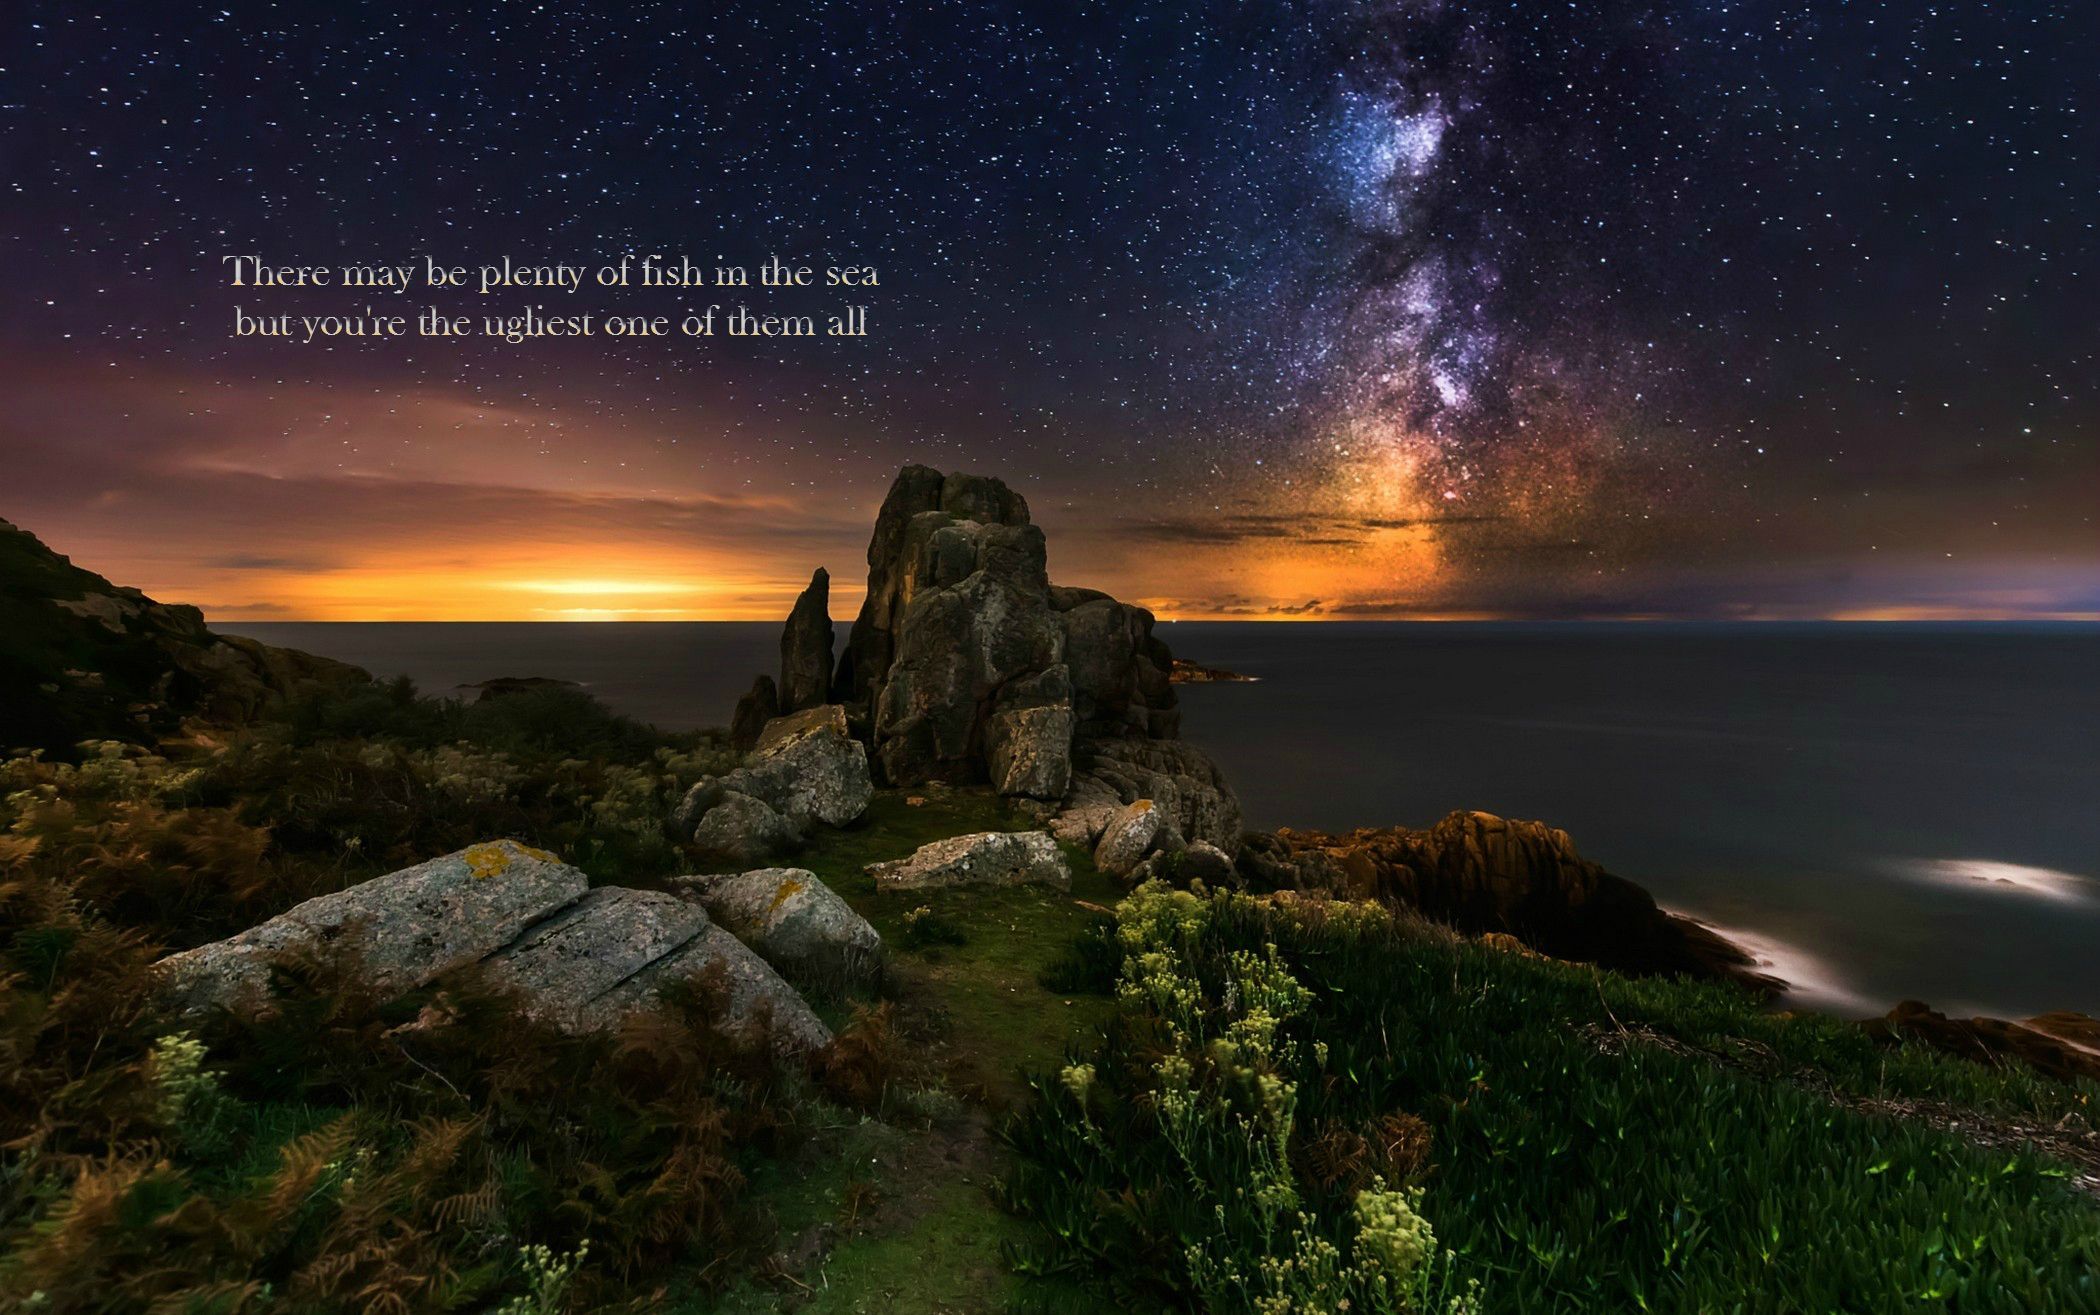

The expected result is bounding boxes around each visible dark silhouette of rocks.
[1,515,366,755]
[732,464,1239,858]
[780,568,834,713]
[1236,811,1777,990]
[464,675,584,701]
[1864,1001,2100,1085]
[1170,657,1256,683]
[729,674,782,753]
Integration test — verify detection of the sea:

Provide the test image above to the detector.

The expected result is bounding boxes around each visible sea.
[226,620,2100,1021]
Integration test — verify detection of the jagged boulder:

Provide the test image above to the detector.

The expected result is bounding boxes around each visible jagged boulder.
[155,842,832,1055]
[750,705,875,827]
[729,674,780,754]
[1049,736,1241,855]
[683,788,800,869]
[672,705,873,869]
[780,568,834,713]
[1234,812,1771,989]
[1093,798,1164,880]
[868,830,1071,892]
[676,867,882,989]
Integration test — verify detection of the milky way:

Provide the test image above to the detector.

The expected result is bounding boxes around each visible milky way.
[3,1,2093,619]
[1183,0,2095,616]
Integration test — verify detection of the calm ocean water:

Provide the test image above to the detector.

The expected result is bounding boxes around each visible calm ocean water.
[228,620,2100,1020]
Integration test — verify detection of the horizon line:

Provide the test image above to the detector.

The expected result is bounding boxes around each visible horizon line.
[210,612,2100,626]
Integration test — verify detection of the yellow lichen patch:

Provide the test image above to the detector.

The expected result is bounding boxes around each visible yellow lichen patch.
[462,839,560,879]
[463,843,514,880]
[767,876,807,915]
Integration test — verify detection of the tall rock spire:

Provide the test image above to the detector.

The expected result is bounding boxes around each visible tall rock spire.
[779,568,834,714]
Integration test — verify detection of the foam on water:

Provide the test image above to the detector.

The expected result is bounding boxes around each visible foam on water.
[1897,858,2095,905]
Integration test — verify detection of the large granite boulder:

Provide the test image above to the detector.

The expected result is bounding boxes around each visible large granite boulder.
[868,830,1071,892]
[750,704,876,827]
[671,705,873,869]
[676,867,883,989]
[780,568,834,714]
[1235,812,1771,989]
[155,842,832,1055]
[830,467,1222,814]
[158,841,585,1014]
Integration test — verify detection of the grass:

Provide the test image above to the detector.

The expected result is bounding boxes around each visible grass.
[1003,889,2100,1314]
[790,786,1123,1101]
[10,674,2100,1312]
[690,786,1128,1312]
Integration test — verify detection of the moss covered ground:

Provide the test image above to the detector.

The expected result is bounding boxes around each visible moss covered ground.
[697,786,1123,1312]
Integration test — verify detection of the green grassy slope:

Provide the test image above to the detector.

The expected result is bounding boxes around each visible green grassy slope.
[1004,891,2100,1314]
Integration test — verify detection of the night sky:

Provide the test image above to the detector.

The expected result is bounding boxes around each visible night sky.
[4,1,2095,620]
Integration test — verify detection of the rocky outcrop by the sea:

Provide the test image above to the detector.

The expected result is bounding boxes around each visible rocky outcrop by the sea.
[157,840,833,1055]
[727,464,1241,866]
[1864,1001,2100,1085]
[1169,658,1256,683]
[1,516,366,755]
[1235,811,1776,990]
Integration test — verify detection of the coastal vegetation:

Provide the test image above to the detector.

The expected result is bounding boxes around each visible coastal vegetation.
[6,485,2098,1313]
[7,683,2098,1311]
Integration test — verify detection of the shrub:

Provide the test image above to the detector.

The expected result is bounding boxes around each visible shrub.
[0,691,803,1313]
[1005,887,2100,1313]
[897,904,967,953]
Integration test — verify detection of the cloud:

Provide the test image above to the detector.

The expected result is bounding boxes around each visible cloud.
[1118,510,1501,548]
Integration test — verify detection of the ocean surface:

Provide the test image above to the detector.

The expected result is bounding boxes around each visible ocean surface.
[228,620,2100,1020]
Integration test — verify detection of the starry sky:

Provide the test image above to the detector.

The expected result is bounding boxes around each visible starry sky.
[4,0,2095,620]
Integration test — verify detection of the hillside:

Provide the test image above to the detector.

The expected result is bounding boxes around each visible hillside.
[0,517,364,756]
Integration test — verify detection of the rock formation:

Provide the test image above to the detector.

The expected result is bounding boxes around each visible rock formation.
[729,674,781,754]
[1,516,366,755]
[676,867,883,990]
[780,568,834,713]
[868,831,1071,892]
[671,704,874,869]
[729,464,1240,862]
[1235,812,1776,990]
[157,841,832,1054]
[1864,1001,2100,1085]
[1092,799,1164,880]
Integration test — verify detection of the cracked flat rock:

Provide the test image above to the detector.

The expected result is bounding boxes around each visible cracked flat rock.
[866,830,1071,892]
[156,840,831,1056]
[156,840,585,1015]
